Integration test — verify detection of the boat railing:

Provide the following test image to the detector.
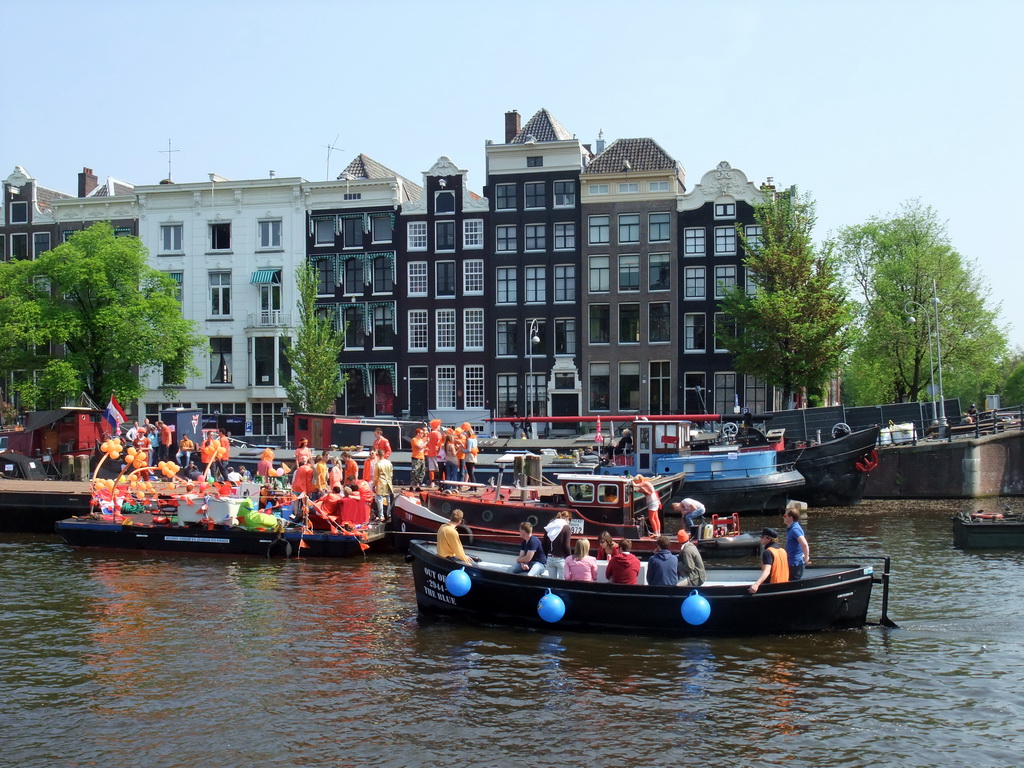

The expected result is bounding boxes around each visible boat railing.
[813,554,897,628]
[680,461,799,481]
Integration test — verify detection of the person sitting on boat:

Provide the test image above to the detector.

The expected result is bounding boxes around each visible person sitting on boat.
[597,531,619,561]
[226,466,242,484]
[748,527,790,594]
[437,508,473,565]
[544,510,573,579]
[509,522,547,576]
[564,538,598,582]
[605,538,640,585]
[177,434,195,469]
[672,498,706,538]
[645,536,679,586]
[676,529,706,587]
[614,428,633,456]
[784,503,811,580]
[186,462,202,481]
[318,485,344,522]
[633,475,661,535]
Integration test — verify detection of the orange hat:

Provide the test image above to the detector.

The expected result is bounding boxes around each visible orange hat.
[677,529,690,543]
[430,419,442,429]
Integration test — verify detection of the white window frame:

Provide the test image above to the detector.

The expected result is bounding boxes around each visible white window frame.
[715,226,736,256]
[464,365,485,409]
[10,201,28,224]
[496,267,517,304]
[434,220,455,252]
[314,218,335,246]
[33,232,51,258]
[209,271,231,317]
[714,202,736,219]
[408,262,428,297]
[684,227,705,256]
[553,180,575,208]
[525,266,546,303]
[648,212,671,242]
[463,259,484,295]
[589,255,610,293]
[715,265,737,298]
[436,308,456,351]
[588,184,609,195]
[684,266,706,299]
[524,223,546,251]
[258,219,282,250]
[617,182,639,193]
[588,215,610,245]
[496,224,517,252]
[554,264,576,303]
[407,221,427,251]
[436,366,456,409]
[371,215,393,244]
[408,309,429,352]
[463,219,484,249]
[553,222,575,250]
[684,313,706,352]
[495,183,516,211]
[745,224,764,252]
[160,223,183,253]
[463,308,484,351]
[618,214,640,244]
[648,181,670,192]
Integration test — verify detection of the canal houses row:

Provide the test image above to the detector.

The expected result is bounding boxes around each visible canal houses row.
[2,108,779,438]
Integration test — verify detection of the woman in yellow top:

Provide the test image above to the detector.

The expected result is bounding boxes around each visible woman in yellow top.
[437,509,472,564]
[313,454,329,500]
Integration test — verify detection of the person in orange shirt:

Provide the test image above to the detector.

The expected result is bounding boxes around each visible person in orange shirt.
[410,427,427,491]
[372,427,392,459]
[340,450,358,484]
[158,421,173,462]
[425,421,443,487]
[177,434,196,469]
[213,429,231,482]
[294,438,312,467]
[292,458,314,496]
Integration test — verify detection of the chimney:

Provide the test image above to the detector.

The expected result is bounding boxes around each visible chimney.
[504,110,521,143]
[78,167,98,197]
[595,130,606,155]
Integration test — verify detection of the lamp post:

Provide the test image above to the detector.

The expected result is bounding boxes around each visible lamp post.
[527,318,540,439]
[905,288,946,427]
[904,300,935,421]
[932,278,946,427]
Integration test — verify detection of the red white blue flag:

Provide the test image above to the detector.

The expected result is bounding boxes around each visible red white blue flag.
[103,394,127,433]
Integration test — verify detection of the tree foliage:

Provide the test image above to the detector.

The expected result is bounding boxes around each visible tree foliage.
[716,189,853,405]
[836,201,1007,406]
[284,263,346,413]
[0,221,203,409]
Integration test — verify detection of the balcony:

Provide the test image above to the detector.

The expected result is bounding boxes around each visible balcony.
[246,311,292,329]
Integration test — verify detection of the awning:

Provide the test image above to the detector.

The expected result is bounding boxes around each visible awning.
[250,269,281,285]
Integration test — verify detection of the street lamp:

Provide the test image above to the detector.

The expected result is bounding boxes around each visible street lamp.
[931,278,946,427]
[527,319,540,439]
[906,288,946,427]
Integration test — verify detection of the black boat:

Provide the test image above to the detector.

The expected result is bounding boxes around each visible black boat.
[952,510,1024,549]
[780,425,881,507]
[408,540,894,636]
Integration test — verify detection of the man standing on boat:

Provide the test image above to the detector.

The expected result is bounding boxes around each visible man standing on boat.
[645,536,678,586]
[410,428,427,492]
[509,522,547,576]
[748,528,790,593]
[784,504,811,580]
[372,427,392,459]
[373,448,394,522]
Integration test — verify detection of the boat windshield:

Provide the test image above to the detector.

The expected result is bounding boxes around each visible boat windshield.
[565,482,595,503]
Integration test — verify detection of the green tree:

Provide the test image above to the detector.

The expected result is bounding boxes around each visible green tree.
[284,263,346,413]
[717,188,853,406]
[837,201,1007,406]
[0,221,203,408]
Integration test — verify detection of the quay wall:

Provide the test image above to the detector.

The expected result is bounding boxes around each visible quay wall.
[864,430,1024,498]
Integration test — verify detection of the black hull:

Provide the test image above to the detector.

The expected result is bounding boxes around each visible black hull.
[952,516,1024,549]
[409,542,876,636]
[781,426,880,507]
[677,469,806,515]
[0,489,91,533]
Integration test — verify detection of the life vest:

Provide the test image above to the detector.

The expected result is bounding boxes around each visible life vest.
[766,546,790,583]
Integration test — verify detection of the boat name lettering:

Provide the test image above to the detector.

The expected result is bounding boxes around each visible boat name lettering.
[836,591,853,599]
[423,567,457,605]
[164,536,231,544]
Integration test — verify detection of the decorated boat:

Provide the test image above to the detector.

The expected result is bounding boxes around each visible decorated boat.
[952,510,1024,549]
[408,540,895,636]
[392,466,760,558]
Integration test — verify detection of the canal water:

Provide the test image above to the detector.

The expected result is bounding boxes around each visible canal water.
[3,499,1023,768]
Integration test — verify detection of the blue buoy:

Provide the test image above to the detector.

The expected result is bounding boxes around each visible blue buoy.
[681,591,711,625]
[537,590,566,623]
[445,568,472,596]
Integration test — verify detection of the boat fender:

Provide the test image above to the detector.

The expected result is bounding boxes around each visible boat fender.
[970,512,1004,520]
[456,523,474,545]
[855,449,879,473]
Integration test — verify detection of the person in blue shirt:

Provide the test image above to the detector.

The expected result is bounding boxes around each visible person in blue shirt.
[644,536,679,586]
[510,521,547,576]
[784,503,811,580]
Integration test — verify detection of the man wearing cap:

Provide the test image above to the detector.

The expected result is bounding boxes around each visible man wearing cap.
[748,527,790,594]
[676,528,706,587]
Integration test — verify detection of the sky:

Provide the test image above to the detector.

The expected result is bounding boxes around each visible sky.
[4,0,1022,346]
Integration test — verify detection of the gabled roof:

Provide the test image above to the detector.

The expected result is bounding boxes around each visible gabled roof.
[584,138,678,174]
[35,186,73,209]
[511,108,574,144]
[86,177,135,197]
[338,153,423,202]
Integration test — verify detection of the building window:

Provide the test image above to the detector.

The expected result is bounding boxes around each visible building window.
[588,215,610,245]
[649,253,670,291]
[464,308,484,351]
[619,362,640,410]
[341,306,365,349]
[525,224,546,251]
[11,234,27,259]
[10,201,28,224]
[315,218,335,246]
[435,191,455,214]
[525,266,546,303]
[408,221,427,250]
[554,264,576,302]
[589,305,610,344]
[649,212,671,242]
[343,192,361,201]
[747,273,759,296]
[555,318,577,355]
[715,226,736,255]
[497,373,517,418]
[464,260,484,295]
[463,219,483,248]
[715,202,736,219]
[618,214,640,244]
[527,371,547,419]
[526,156,543,167]
[436,261,456,297]
[650,361,671,414]
[258,219,282,249]
[524,181,544,209]
[684,313,706,351]
[316,259,334,295]
[340,217,361,248]
[715,312,735,352]
[553,180,575,207]
[0,234,5,259]
[436,366,456,409]
[619,304,640,344]
[344,258,364,295]
[618,182,639,193]
[372,215,393,243]
[554,222,576,250]
[745,376,768,415]
[588,184,609,195]
[589,363,610,411]
[373,256,394,293]
[436,309,456,351]
[161,224,182,253]
[685,371,708,413]
[465,365,485,408]
[166,272,183,303]
[684,266,705,299]
[715,265,737,298]
[33,232,51,257]
[253,336,279,386]
[409,310,429,352]
[715,372,737,415]
[496,267,517,304]
[618,254,640,291]
[745,225,764,252]
[209,271,231,316]
[649,302,671,343]
[495,183,516,211]
[435,221,455,251]
[496,319,518,356]
[408,262,428,296]
[496,225,517,252]
[210,222,231,251]
[210,338,233,384]
[684,227,706,256]
[589,255,609,293]
[648,181,670,192]
[373,305,395,349]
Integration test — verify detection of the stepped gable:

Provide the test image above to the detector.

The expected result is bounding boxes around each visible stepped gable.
[338,153,423,202]
[510,108,574,143]
[584,137,677,174]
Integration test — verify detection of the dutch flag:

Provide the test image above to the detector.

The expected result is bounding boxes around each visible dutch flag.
[103,394,127,433]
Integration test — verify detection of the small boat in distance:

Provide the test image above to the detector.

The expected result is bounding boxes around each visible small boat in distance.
[952,510,1024,549]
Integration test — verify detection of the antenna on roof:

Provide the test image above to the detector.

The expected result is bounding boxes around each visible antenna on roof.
[159,139,179,182]
[325,135,342,181]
